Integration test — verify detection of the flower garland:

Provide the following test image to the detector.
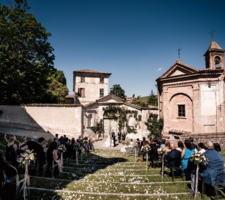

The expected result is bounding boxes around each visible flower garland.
[58,144,66,153]
[143,144,151,152]
[18,149,36,168]
[157,147,167,155]
[190,151,207,166]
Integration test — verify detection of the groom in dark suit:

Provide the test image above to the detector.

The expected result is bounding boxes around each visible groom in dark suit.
[165,143,181,168]
[112,131,116,147]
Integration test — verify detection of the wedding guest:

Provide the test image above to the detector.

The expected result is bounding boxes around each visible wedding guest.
[189,137,197,149]
[136,138,141,150]
[181,139,195,178]
[141,137,146,147]
[5,135,17,166]
[17,136,28,156]
[165,143,181,168]
[64,137,73,159]
[27,136,37,150]
[150,139,160,165]
[198,143,206,153]
[165,141,171,153]
[149,138,153,145]
[36,137,46,171]
[118,130,122,143]
[160,139,166,148]
[214,143,221,152]
[139,141,149,162]
[176,141,184,153]
[121,132,126,142]
[47,141,62,174]
[188,140,224,194]
[130,139,134,147]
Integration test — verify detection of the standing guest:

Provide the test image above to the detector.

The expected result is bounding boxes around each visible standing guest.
[118,130,122,143]
[96,131,99,141]
[214,143,221,152]
[189,137,197,150]
[130,139,134,147]
[64,137,72,158]
[47,141,62,174]
[181,139,195,179]
[139,141,149,162]
[47,138,53,149]
[188,140,224,194]
[36,137,46,171]
[55,134,59,140]
[165,141,171,153]
[141,137,146,147]
[150,139,160,165]
[17,136,28,156]
[64,135,66,138]
[121,132,126,142]
[198,143,206,153]
[160,139,166,148]
[136,138,141,150]
[27,136,37,150]
[176,141,184,153]
[5,135,17,166]
[58,136,64,145]
[149,138,153,145]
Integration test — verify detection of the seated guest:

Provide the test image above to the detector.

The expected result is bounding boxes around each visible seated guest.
[176,141,184,153]
[5,135,17,166]
[160,139,166,147]
[189,137,197,150]
[165,141,171,153]
[47,141,62,174]
[181,139,195,178]
[17,136,28,156]
[214,143,221,152]
[198,142,206,153]
[165,143,181,168]
[27,136,37,150]
[188,140,224,194]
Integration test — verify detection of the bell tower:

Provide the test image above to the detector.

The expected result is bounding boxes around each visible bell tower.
[204,40,225,70]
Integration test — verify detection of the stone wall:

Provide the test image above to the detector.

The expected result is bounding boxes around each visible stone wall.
[0,104,82,138]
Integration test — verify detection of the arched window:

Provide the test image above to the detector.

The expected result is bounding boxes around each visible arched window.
[215,56,220,68]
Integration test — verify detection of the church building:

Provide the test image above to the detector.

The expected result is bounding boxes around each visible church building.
[157,40,225,138]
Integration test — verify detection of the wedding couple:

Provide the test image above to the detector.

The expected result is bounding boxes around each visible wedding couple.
[103,131,116,147]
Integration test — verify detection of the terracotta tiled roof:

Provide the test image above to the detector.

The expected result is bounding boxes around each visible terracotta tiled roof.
[73,69,111,75]
[66,94,74,98]
[84,101,96,107]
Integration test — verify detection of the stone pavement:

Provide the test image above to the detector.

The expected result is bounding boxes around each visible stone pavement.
[94,137,124,150]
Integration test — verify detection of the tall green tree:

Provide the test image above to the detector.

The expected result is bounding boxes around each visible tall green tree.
[109,84,126,100]
[0,0,55,104]
[49,69,67,86]
[145,113,163,139]
[147,90,158,106]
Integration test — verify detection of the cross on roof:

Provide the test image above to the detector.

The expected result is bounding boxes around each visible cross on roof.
[209,30,215,39]
[177,48,182,59]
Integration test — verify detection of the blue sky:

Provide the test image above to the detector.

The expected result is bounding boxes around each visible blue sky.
[2,0,225,97]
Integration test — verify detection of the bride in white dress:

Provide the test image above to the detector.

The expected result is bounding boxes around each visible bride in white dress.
[102,135,111,147]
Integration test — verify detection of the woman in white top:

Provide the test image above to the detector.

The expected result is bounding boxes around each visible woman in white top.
[130,139,134,147]
[197,142,206,153]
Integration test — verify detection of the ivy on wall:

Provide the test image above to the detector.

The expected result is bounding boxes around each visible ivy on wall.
[90,119,103,134]
[102,105,142,133]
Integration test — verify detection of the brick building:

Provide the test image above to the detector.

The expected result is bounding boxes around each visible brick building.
[157,40,225,138]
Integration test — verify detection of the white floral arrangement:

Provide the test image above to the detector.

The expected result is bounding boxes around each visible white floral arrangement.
[157,147,167,155]
[143,144,151,152]
[73,143,80,150]
[58,144,66,153]
[190,151,207,166]
[18,149,36,168]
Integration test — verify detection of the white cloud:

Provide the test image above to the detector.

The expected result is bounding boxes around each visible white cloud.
[156,67,162,71]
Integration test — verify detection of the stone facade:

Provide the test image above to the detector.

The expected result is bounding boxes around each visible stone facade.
[157,40,225,139]
[82,94,158,139]
[73,69,111,105]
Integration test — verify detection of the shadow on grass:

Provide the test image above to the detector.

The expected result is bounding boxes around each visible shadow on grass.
[25,151,128,200]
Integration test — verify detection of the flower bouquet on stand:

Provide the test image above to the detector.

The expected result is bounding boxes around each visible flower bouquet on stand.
[18,149,36,200]
[143,145,151,169]
[58,144,66,172]
[157,147,167,181]
[189,151,207,200]
[73,143,80,165]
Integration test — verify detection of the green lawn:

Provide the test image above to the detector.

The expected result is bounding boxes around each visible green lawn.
[0,133,224,199]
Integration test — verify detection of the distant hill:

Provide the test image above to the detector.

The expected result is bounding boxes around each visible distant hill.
[139,95,157,102]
